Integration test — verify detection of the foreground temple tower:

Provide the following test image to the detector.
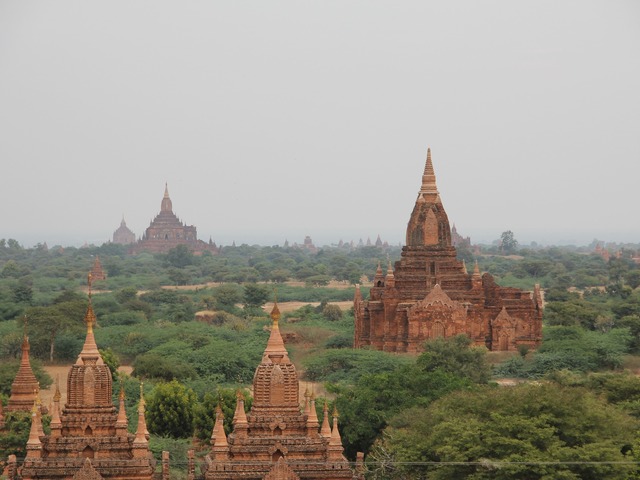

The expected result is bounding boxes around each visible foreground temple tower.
[130,184,219,255]
[19,279,155,480]
[354,149,543,352]
[203,303,356,480]
[7,333,39,412]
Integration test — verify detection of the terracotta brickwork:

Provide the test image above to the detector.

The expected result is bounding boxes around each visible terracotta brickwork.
[19,287,155,480]
[7,335,39,412]
[130,184,219,255]
[203,304,356,480]
[354,149,543,352]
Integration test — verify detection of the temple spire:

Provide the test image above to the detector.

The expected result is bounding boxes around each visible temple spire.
[263,301,289,361]
[8,319,39,411]
[133,384,149,446]
[25,400,43,458]
[77,274,102,365]
[50,377,62,436]
[232,390,248,431]
[116,384,128,431]
[161,183,173,213]
[328,407,345,459]
[320,401,332,438]
[306,391,320,433]
[419,147,440,200]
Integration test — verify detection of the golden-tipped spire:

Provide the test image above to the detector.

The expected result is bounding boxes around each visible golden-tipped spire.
[76,273,102,365]
[263,300,288,360]
[327,406,345,459]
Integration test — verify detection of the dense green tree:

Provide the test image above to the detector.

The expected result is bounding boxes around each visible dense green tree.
[374,383,638,480]
[335,367,469,459]
[99,348,120,381]
[417,334,491,384]
[166,244,194,268]
[499,230,518,254]
[243,283,269,309]
[146,380,197,438]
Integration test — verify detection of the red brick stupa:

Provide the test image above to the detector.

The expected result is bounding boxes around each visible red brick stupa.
[203,303,356,480]
[19,277,155,480]
[354,148,543,352]
[7,333,39,412]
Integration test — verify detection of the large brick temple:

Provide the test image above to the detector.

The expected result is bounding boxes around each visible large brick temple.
[130,184,219,255]
[18,282,155,480]
[354,148,543,352]
[203,303,359,480]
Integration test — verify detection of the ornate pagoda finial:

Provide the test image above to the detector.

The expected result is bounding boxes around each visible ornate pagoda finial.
[419,147,439,198]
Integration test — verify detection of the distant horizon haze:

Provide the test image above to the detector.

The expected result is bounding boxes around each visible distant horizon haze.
[1,1,638,249]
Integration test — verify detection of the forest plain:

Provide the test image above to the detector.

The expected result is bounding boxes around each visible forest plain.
[1,237,640,479]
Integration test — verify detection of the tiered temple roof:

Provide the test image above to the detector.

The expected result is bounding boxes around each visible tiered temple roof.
[130,184,219,255]
[7,333,39,412]
[354,148,543,352]
[203,303,356,480]
[19,278,155,480]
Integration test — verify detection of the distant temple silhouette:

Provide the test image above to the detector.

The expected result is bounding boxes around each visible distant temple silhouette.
[112,217,136,245]
[129,184,219,255]
[354,148,543,352]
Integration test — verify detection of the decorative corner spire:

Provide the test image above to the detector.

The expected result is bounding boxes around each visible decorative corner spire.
[320,401,332,438]
[212,404,228,448]
[328,406,345,459]
[50,378,62,434]
[116,384,128,429]
[133,384,148,446]
[303,386,311,415]
[232,390,247,427]
[473,260,481,277]
[462,259,468,275]
[26,400,43,455]
[306,391,319,429]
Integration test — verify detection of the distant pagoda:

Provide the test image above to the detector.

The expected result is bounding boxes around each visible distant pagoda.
[112,217,136,245]
[130,184,219,255]
[354,148,543,352]
[90,256,106,282]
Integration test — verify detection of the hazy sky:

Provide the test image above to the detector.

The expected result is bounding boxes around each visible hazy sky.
[1,1,639,248]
